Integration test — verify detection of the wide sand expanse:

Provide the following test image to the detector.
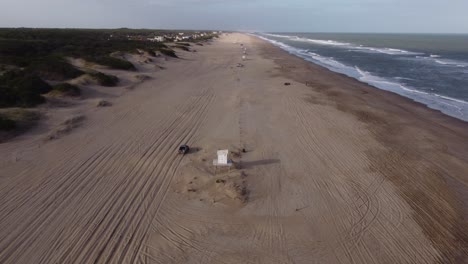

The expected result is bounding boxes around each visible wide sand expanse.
[0,33,467,263]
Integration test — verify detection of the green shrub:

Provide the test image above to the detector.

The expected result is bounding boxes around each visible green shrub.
[160,48,178,58]
[89,72,119,87]
[0,115,16,131]
[3,109,40,123]
[146,50,156,57]
[175,45,190,52]
[0,85,18,107]
[88,56,136,71]
[14,87,46,107]
[51,83,81,96]
[0,109,40,137]
[0,71,51,107]
[27,56,84,81]
[0,28,190,76]
[12,73,52,94]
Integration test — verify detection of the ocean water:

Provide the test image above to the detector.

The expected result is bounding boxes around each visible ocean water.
[256,32,468,122]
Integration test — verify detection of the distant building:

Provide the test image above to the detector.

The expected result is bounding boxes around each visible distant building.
[154,36,165,42]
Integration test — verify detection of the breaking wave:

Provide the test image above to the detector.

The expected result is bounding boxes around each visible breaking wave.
[263,33,423,56]
[256,33,468,121]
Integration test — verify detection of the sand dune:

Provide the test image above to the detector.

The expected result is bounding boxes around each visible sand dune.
[0,33,467,263]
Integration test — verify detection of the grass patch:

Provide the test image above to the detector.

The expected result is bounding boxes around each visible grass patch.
[146,50,156,57]
[89,72,119,87]
[47,114,84,140]
[0,115,16,131]
[0,28,172,69]
[50,83,81,97]
[174,45,190,52]
[160,48,178,58]
[0,28,215,70]
[134,74,150,82]
[0,109,40,131]
[87,56,136,71]
[27,56,84,81]
[0,70,52,107]
[96,99,112,107]
[0,28,217,110]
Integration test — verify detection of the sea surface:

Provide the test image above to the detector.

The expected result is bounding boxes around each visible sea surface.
[256,32,468,121]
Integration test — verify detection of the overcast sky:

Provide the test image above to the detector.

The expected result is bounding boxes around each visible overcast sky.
[1,0,467,33]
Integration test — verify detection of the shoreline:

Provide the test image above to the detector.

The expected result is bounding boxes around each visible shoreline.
[253,33,468,261]
[255,33,468,123]
[254,32,468,204]
[253,33,468,131]
[253,32,468,190]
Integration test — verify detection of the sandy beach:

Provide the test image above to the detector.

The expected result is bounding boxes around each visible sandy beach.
[0,33,467,263]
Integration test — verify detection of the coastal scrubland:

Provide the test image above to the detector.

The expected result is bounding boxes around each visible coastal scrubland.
[0,28,217,138]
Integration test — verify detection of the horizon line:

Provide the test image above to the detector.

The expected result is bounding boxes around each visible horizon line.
[0,27,467,35]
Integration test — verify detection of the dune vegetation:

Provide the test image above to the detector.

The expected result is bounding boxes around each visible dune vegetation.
[88,71,119,87]
[50,83,81,97]
[0,109,40,133]
[0,28,202,108]
[0,28,218,137]
[0,70,52,107]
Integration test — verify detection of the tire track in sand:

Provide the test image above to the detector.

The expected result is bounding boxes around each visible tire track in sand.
[81,91,214,263]
[42,92,211,264]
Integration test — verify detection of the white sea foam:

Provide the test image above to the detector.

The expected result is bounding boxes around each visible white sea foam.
[414,55,468,68]
[394,77,415,81]
[344,45,423,55]
[262,33,422,56]
[256,33,468,121]
[354,68,468,119]
[299,51,351,71]
[356,67,428,95]
[263,33,299,39]
[433,94,468,105]
[435,59,448,65]
[434,59,468,67]
[297,38,350,46]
